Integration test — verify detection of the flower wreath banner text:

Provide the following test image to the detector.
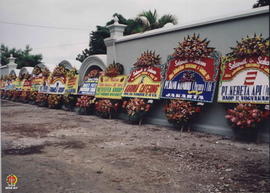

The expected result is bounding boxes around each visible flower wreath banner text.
[0,79,5,89]
[65,75,79,94]
[161,56,219,102]
[218,56,269,104]
[122,66,162,99]
[48,76,66,94]
[22,79,32,91]
[31,76,44,91]
[96,75,127,99]
[13,79,23,91]
[38,76,50,93]
[78,78,98,96]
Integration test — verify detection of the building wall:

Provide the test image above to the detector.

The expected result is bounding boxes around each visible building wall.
[107,8,270,141]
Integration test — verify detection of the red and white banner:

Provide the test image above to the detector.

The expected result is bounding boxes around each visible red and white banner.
[218,56,269,104]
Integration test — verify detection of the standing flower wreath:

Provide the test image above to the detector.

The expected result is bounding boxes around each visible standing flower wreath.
[164,34,214,130]
[63,67,78,111]
[222,34,270,141]
[76,68,101,114]
[123,50,160,124]
[165,99,202,130]
[95,62,124,119]
[122,98,152,124]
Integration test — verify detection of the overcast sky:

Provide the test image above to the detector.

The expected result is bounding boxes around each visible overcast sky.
[0,0,257,65]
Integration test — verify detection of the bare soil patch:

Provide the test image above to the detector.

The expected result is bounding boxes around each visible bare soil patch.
[1,100,269,193]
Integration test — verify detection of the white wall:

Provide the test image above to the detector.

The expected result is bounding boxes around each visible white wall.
[106,7,270,141]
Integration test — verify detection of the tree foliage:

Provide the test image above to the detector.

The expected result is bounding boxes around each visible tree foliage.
[76,26,110,62]
[1,44,42,69]
[253,0,270,8]
[137,9,177,31]
[76,10,178,62]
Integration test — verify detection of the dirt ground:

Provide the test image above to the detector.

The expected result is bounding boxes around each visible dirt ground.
[1,100,269,193]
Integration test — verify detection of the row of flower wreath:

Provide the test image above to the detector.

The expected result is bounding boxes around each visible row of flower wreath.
[1,34,269,129]
[0,88,198,127]
[1,89,269,130]
[78,34,269,128]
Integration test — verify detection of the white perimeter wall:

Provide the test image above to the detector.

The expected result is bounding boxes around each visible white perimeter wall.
[107,7,269,141]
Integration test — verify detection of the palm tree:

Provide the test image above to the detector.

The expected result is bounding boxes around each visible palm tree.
[137,9,177,32]
[76,11,178,62]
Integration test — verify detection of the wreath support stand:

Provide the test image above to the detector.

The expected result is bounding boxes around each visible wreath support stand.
[139,118,142,126]
[180,125,184,135]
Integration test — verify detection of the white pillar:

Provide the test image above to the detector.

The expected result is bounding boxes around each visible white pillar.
[7,54,18,73]
[104,17,127,64]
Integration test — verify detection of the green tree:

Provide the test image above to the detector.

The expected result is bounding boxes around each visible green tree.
[89,26,110,55]
[76,26,110,62]
[76,10,178,62]
[106,13,144,35]
[1,44,42,69]
[253,0,270,8]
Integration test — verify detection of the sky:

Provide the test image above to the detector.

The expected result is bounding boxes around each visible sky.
[0,0,257,65]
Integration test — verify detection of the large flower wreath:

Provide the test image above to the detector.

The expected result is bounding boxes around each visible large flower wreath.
[122,50,160,124]
[164,34,214,129]
[95,62,124,119]
[224,34,269,138]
